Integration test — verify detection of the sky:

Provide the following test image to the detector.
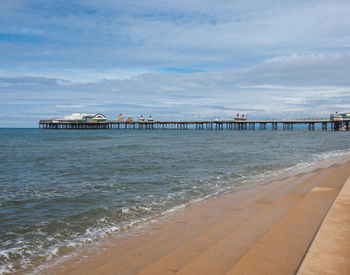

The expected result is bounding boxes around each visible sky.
[1,0,350,127]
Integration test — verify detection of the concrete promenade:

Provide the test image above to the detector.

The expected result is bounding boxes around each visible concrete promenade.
[297,176,350,274]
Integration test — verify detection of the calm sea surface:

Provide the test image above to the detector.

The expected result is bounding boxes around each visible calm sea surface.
[0,129,350,273]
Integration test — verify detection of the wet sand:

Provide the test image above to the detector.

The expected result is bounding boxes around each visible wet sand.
[44,155,350,275]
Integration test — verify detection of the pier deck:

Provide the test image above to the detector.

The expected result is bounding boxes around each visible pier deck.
[39,119,350,131]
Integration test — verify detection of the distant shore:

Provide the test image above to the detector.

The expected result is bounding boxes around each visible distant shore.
[40,154,350,275]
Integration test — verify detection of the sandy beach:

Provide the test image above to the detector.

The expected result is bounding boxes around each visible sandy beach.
[42,155,350,275]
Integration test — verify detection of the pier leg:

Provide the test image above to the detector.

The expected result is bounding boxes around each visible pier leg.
[260,123,266,130]
[308,123,315,131]
[334,122,340,131]
[322,123,327,131]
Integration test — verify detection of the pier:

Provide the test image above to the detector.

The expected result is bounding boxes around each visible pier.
[39,119,350,131]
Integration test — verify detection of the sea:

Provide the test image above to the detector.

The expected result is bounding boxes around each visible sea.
[0,128,350,274]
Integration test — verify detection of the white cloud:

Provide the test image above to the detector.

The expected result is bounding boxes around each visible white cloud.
[1,51,350,126]
[1,0,350,71]
[55,105,85,108]
[1,1,350,126]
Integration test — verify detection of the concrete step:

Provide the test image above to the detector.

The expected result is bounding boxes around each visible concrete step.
[297,177,350,275]
[174,169,333,275]
[227,162,350,275]
[79,175,305,274]
[227,186,339,275]
[137,173,317,275]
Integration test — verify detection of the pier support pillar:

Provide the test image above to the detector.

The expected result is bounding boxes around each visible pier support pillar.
[322,123,327,131]
[334,122,340,131]
[308,123,315,131]
[259,123,266,130]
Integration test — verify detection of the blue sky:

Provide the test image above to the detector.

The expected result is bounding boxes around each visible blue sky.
[1,0,350,127]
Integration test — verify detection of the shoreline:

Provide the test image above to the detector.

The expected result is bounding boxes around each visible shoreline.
[36,153,350,275]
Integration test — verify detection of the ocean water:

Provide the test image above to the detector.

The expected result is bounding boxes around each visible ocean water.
[0,129,350,273]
